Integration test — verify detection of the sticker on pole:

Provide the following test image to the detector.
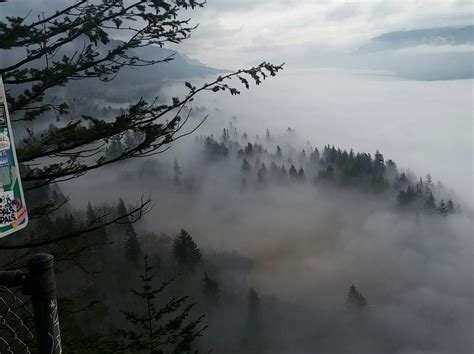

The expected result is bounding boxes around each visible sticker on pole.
[0,77,28,238]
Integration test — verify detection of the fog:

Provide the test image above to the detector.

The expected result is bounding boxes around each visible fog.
[1,0,472,351]
[63,68,473,353]
[161,68,473,204]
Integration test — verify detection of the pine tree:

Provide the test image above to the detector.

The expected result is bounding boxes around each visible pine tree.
[86,202,97,225]
[318,165,334,180]
[310,147,320,164]
[172,229,201,268]
[374,150,384,166]
[241,158,252,173]
[416,177,424,197]
[438,199,448,215]
[257,164,267,184]
[276,145,282,159]
[345,284,368,312]
[299,149,307,163]
[349,149,355,160]
[221,128,230,143]
[86,201,108,269]
[245,143,254,156]
[297,167,305,181]
[424,192,436,210]
[397,186,416,205]
[118,198,141,265]
[425,173,433,186]
[116,255,206,353]
[446,200,454,213]
[266,128,271,141]
[289,164,298,179]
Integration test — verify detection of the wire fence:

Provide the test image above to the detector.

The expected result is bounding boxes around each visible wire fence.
[0,286,34,353]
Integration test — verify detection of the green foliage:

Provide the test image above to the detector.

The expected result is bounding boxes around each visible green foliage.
[0,0,282,208]
[116,255,206,353]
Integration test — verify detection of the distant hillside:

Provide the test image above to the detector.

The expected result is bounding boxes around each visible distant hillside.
[58,39,223,103]
[359,25,474,53]
[353,25,473,80]
[1,38,222,104]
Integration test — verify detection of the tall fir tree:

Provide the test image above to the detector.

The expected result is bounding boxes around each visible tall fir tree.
[116,255,206,353]
[172,229,201,269]
[241,158,252,173]
[118,198,141,265]
[289,164,298,179]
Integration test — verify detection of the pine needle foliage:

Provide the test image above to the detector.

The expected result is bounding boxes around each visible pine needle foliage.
[116,255,207,353]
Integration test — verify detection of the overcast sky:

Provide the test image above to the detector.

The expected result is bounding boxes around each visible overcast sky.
[172,0,473,68]
[2,0,473,68]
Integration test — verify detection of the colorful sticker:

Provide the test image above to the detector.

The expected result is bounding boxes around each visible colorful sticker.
[0,150,11,167]
[0,77,28,238]
[0,105,6,127]
[0,133,11,152]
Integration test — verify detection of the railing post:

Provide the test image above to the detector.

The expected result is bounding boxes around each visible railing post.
[26,253,62,354]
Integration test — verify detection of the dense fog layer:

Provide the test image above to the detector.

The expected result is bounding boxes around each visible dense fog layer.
[62,69,473,353]
[159,69,473,205]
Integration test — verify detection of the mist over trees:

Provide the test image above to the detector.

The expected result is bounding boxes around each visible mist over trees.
[0,0,282,352]
[30,115,466,353]
[0,1,472,354]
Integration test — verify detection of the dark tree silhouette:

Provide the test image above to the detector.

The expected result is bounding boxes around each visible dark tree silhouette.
[346,284,368,311]
[276,145,282,159]
[289,164,298,179]
[118,198,141,265]
[172,229,201,268]
[116,255,206,353]
[297,167,305,181]
[241,158,252,173]
[425,191,436,210]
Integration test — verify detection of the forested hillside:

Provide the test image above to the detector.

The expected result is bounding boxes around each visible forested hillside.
[0,1,471,353]
[14,112,467,353]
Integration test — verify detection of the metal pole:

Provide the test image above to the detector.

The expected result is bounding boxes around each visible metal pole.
[26,253,62,354]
